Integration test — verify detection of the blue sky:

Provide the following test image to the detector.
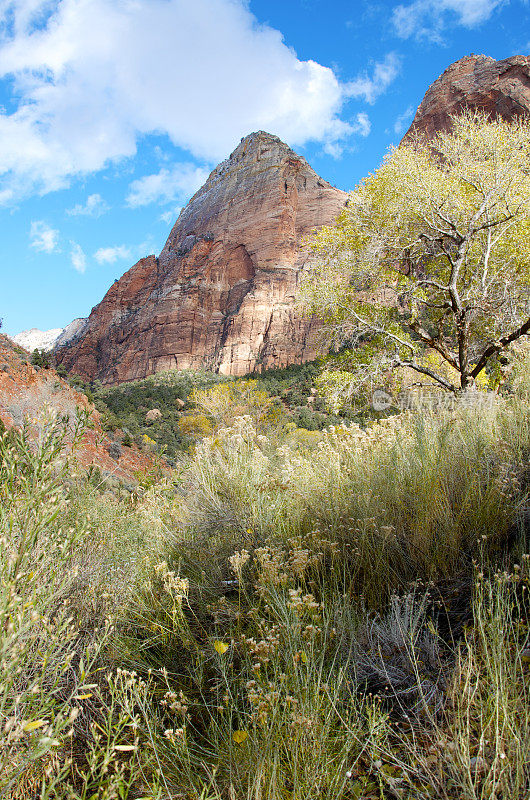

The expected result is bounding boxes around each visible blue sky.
[1,0,529,336]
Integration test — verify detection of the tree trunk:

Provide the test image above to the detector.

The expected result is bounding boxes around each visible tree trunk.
[460,373,473,390]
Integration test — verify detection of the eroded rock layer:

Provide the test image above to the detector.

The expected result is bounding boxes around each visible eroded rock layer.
[55,132,347,383]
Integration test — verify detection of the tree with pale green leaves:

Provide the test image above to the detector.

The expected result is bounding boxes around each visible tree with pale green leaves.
[302,111,530,394]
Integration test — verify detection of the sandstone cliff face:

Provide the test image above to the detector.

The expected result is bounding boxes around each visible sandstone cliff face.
[55,132,347,383]
[403,54,530,141]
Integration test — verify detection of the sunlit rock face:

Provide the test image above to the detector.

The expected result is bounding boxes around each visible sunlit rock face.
[55,132,347,384]
[402,54,530,142]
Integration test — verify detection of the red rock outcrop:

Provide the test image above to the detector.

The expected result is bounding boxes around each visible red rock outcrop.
[55,132,347,383]
[403,54,530,141]
[0,335,154,481]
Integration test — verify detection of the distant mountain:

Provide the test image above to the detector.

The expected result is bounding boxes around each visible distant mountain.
[54,318,88,348]
[12,328,63,352]
[54,131,348,384]
[12,318,87,353]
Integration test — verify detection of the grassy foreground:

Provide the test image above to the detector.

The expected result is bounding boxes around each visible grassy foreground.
[2,386,530,798]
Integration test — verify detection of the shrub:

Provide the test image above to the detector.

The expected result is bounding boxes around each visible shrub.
[0,417,154,797]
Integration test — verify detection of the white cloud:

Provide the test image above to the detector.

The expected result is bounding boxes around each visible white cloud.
[394,104,415,135]
[323,111,372,158]
[94,245,131,265]
[0,0,369,203]
[126,164,209,208]
[66,192,109,217]
[322,140,344,159]
[161,206,182,225]
[353,112,371,137]
[29,220,59,253]
[346,53,402,105]
[70,241,86,273]
[392,0,504,40]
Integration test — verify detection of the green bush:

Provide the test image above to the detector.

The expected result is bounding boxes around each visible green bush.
[30,348,50,369]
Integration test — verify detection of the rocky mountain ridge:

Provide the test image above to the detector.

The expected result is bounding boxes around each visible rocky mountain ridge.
[12,318,87,352]
[55,132,347,383]
[404,54,530,140]
[53,54,530,385]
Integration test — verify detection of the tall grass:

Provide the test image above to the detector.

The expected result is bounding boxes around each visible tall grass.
[0,415,165,798]
[181,395,529,604]
[2,390,530,797]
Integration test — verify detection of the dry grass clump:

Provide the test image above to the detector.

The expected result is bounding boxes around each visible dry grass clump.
[180,395,529,604]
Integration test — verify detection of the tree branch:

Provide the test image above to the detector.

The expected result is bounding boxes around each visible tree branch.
[408,319,460,371]
[395,359,457,393]
[470,316,530,378]
[348,309,417,353]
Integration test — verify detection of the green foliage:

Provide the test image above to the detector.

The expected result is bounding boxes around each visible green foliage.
[90,370,227,456]
[303,111,530,393]
[54,363,68,378]
[67,374,95,404]
[71,362,356,458]
[30,348,50,369]
[248,361,322,406]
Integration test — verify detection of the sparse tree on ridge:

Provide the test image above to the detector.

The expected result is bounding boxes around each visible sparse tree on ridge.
[302,111,530,394]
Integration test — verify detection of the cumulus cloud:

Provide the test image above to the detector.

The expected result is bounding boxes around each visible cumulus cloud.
[66,193,109,217]
[346,53,402,105]
[323,112,371,158]
[94,245,132,265]
[70,242,86,273]
[0,0,373,203]
[394,104,415,135]
[126,164,209,208]
[29,220,59,253]
[392,0,504,40]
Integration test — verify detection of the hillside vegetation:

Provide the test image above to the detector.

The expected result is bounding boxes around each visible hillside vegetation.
[3,354,530,799]
[67,361,352,460]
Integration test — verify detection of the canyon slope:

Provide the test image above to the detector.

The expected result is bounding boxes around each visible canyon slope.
[55,132,347,383]
[0,335,154,481]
